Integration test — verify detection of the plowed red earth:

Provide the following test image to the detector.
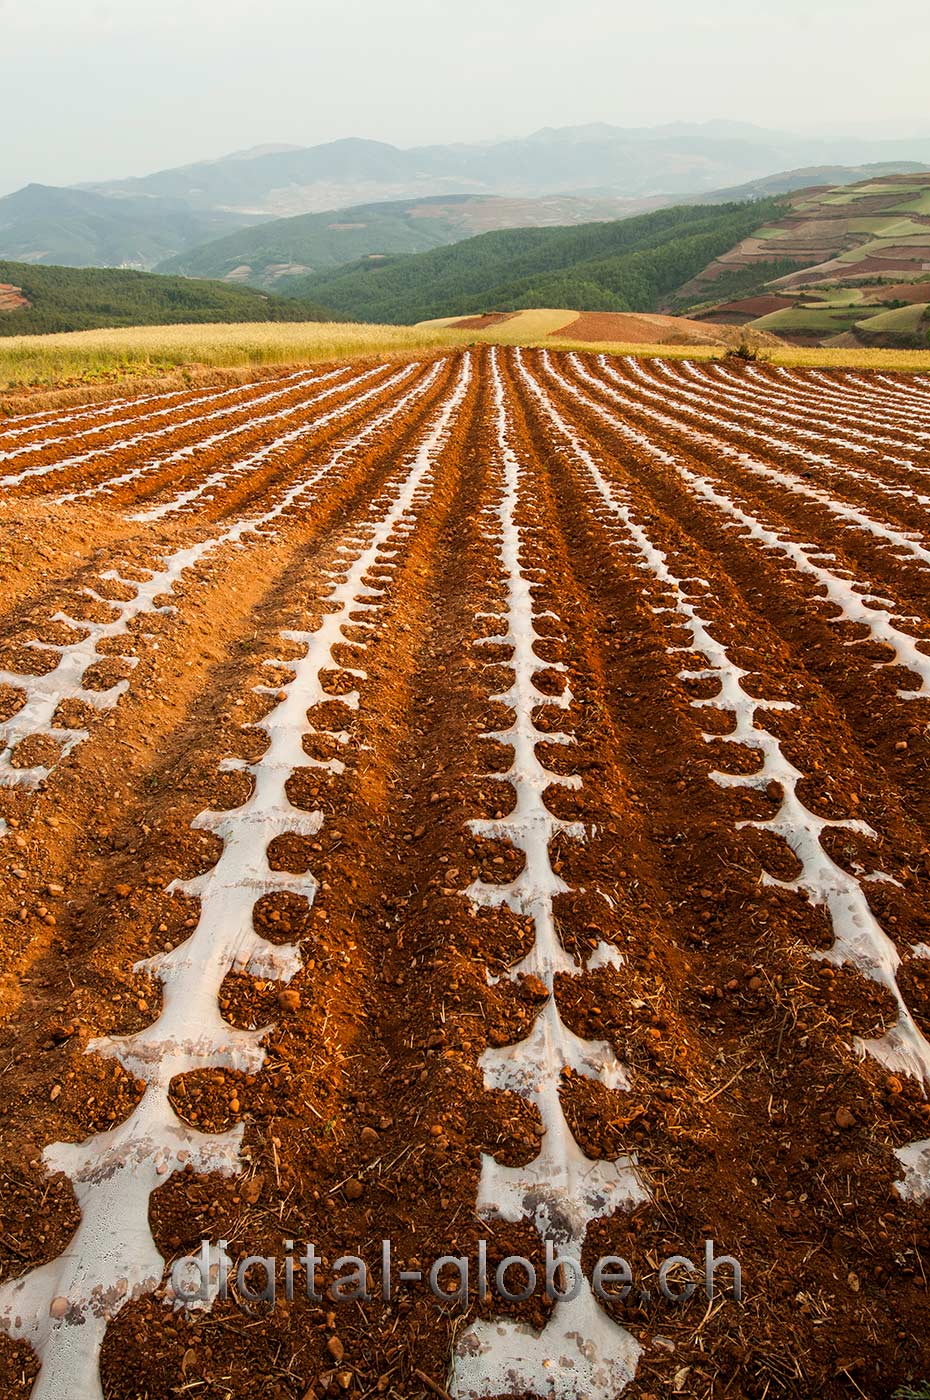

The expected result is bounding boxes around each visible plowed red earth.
[0,283,29,312]
[553,311,725,345]
[448,313,517,330]
[1,348,930,1400]
[861,283,930,305]
[702,296,795,319]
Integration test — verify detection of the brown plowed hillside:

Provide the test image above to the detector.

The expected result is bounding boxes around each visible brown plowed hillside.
[1,348,930,1400]
[860,281,930,304]
[552,310,726,344]
[0,282,29,312]
[447,311,517,330]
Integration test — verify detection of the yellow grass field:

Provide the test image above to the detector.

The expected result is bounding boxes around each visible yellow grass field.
[1,312,928,412]
[0,321,464,389]
[420,308,581,339]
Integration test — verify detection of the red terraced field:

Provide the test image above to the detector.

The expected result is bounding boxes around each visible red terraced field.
[1,348,930,1400]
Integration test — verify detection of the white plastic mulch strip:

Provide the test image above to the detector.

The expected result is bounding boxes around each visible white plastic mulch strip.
[527,348,930,1083]
[852,372,930,409]
[604,354,930,569]
[0,382,207,441]
[685,361,930,467]
[454,348,646,1400]
[524,348,930,1196]
[127,363,400,520]
[0,355,471,1400]
[671,362,930,520]
[53,364,365,507]
[760,366,930,433]
[617,357,930,555]
[730,364,930,446]
[0,361,444,791]
[566,355,930,700]
[0,367,329,477]
[893,1137,930,1202]
[791,369,930,416]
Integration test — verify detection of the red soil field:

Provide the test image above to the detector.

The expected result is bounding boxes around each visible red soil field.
[843,256,930,275]
[447,312,517,330]
[0,283,29,312]
[554,310,728,345]
[872,246,930,262]
[1,349,930,1400]
[715,295,795,316]
[861,282,930,304]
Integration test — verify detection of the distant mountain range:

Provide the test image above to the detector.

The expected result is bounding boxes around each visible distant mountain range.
[0,184,267,270]
[2,122,930,275]
[83,124,930,215]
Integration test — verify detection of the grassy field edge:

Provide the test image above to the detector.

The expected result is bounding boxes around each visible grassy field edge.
[2,317,929,413]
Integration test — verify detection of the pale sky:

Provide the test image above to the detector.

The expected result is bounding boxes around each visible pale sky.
[2,0,929,196]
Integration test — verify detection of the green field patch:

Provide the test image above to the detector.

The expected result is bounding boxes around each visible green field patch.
[847,216,915,233]
[837,232,930,264]
[751,305,868,332]
[892,191,930,215]
[879,218,930,238]
[804,287,867,306]
[840,182,926,195]
[857,302,930,333]
[820,192,886,207]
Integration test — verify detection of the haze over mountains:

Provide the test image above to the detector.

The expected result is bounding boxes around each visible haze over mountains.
[0,184,266,271]
[3,121,930,274]
[83,123,930,214]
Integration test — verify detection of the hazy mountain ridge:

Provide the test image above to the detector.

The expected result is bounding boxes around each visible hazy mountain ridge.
[158,163,930,292]
[85,123,930,215]
[0,184,268,270]
[3,123,930,283]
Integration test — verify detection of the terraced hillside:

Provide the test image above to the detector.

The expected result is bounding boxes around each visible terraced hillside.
[0,350,929,1400]
[676,172,930,346]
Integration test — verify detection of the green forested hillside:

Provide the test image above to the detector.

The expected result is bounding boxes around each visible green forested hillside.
[0,261,333,336]
[285,199,787,324]
[156,199,467,285]
[155,194,632,288]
